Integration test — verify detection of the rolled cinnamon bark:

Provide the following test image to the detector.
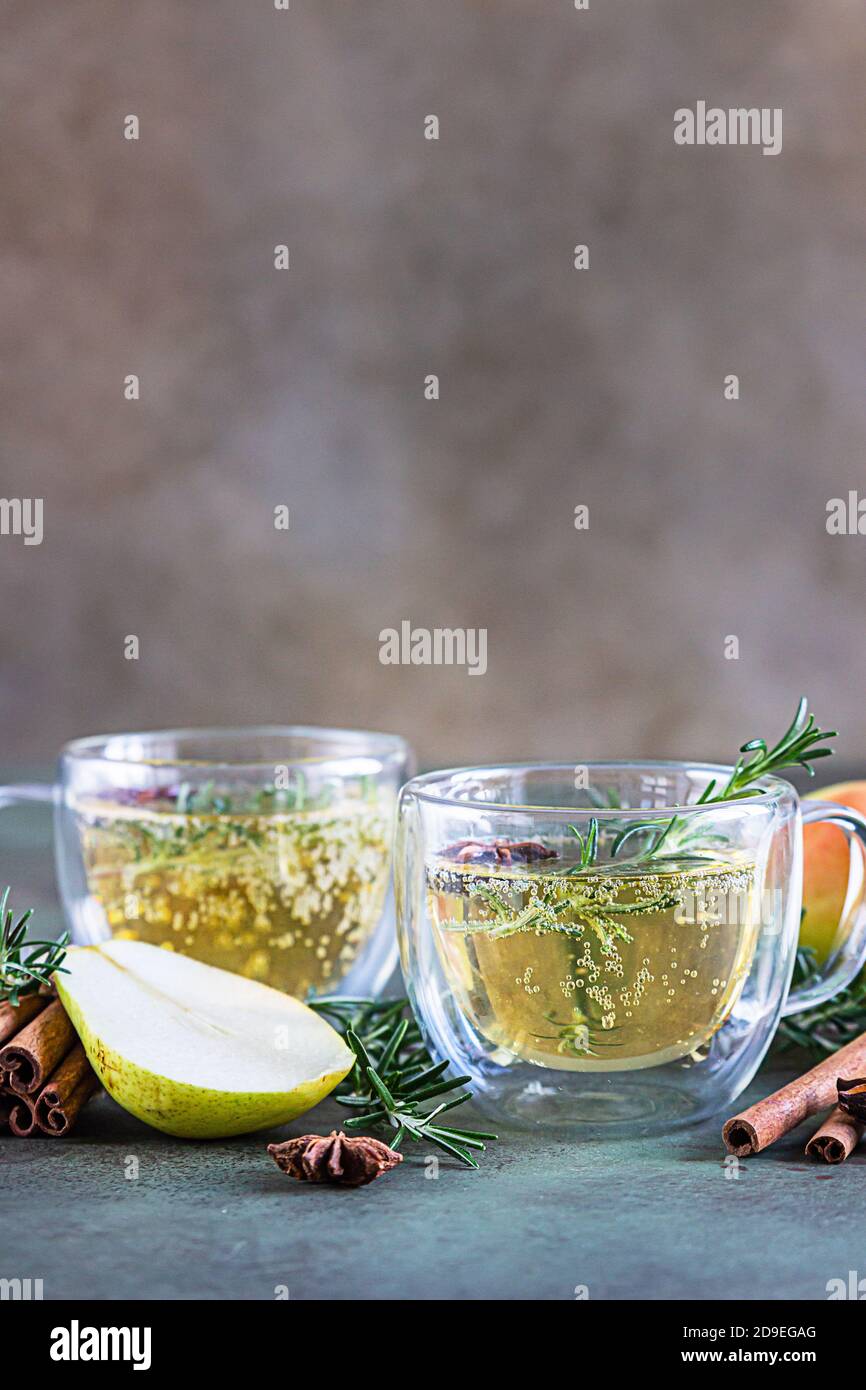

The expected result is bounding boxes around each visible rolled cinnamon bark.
[6,1088,40,1137]
[723,1029,866,1156]
[0,994,48,1045]
[0,1089,11,1130]
[35,1044,100,1135]
[805,1106,865,1164]
[0,999,76,1094]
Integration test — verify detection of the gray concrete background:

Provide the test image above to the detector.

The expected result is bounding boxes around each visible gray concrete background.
[1,1,865,770]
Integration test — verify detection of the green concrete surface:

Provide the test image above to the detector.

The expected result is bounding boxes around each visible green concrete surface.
[2,765,865,1300]
[1,1067,862,1301]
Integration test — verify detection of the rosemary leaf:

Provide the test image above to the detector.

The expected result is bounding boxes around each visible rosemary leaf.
[309,994,496,1168]
[0,889,68,1006]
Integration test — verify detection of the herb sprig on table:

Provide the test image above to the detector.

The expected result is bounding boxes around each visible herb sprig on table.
[778,947,866,1058]
[307,995,497,1168]
[0,888,68,1006]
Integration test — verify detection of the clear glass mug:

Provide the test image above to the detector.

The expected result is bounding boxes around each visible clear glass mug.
[395,762,866,1134]
[1,727,412,1000]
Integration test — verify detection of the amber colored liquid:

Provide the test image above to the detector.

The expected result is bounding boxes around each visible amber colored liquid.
[76,796,393,997]
[427,856,759,1071]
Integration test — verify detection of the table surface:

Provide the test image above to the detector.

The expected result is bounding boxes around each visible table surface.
[2,766,864,1301]
[4,1066,864,1301]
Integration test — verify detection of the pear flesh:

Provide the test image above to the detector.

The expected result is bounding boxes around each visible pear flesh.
[55,940,354,1138]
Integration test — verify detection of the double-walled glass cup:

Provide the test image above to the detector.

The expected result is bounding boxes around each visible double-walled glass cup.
[1,727,412,1000]
[396,762,866,1134]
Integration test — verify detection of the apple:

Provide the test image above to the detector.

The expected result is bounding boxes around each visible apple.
[801,781,866,963]
[55,940,353,1138]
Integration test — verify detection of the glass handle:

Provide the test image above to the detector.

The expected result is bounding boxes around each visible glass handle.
[0,783,56,811]
[0,782,57,878]
[781,801,866,1017]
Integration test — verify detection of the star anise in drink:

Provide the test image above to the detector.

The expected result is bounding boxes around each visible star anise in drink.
[440,838,557,867]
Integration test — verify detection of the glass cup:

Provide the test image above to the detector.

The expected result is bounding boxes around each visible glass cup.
[1,726,412,1000]
[396,761,866,1134]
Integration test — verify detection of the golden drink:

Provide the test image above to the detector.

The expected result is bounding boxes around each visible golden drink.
[427,851,759,1071]
[75,792,393,997]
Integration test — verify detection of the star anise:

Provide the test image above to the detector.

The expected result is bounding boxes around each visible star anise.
[267,1130,403,1187]
[440,838,557,867]
[837,1078,866,1123]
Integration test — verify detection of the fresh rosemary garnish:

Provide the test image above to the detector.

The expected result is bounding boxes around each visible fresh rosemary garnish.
[447,872,677,956]
[611,697,836,862]
[0,888,69,1006]
[534,1010,622,1058]
[307,995,497,1169]
[709,697,836,797]
[175,774,312,816]
[563,819,599,871]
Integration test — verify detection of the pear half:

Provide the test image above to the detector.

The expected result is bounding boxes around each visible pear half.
[55,940,353,1139]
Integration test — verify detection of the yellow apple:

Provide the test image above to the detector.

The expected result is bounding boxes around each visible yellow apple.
[801,781,866,963]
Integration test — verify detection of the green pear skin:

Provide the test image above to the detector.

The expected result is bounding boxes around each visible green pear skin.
[55,942,354,1139]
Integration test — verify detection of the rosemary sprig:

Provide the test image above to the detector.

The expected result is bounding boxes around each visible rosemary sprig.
[308,995,497,1168]
[175,774,313,816]
[777,947,866,1058]
[716,697,836,795]
[613,697,836,862]
[0,888,69,1006]
[563,819,599,872]
[534,1010,622,1057]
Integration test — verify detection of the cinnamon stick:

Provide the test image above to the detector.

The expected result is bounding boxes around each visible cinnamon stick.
[0,998,76,1093]
[6,1088,40,1137]
[0,997,100,1138]
[805,1106,865,1164]
[0,994,48,1045]
[35,1044,100,1135]
[723,1029,866,1156]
